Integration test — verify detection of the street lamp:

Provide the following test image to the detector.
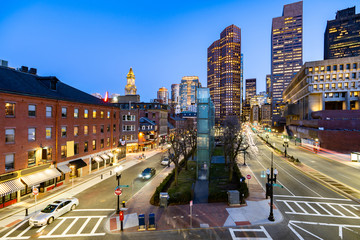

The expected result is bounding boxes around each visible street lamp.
[294,134,297,146]
[242,144,248,166]
[114,166,123,214]
[283,138,289,157]
[266,152,278,222]
[266,133,269,144]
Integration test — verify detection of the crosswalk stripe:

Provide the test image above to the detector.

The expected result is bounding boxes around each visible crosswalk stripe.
[17,225,32,238]
[62,218,79,235]
[76,218,91,235]
[328,204,345,216]
[90,217,104,234]
[305,202,320,215]
[339,205,358,217]
[39,233,105,238]
[46,218,66,236]
[1,220,28,239]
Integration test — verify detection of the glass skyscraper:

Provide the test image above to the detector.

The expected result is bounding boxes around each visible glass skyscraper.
[324,7,360,60]
[271,1,303,126]
[207,25,242,125]
[179,76,201,112]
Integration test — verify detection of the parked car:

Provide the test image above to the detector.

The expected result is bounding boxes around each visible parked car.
[29,197,79,226]
[161,158,170,166]
[139,168,156,180]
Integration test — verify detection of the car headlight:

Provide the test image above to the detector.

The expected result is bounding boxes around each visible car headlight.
[139,174,143,178]
[145,174,151,179]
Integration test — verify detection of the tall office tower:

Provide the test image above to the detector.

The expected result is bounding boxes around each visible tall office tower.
[324,7,360,59]
[271,1,303,126]
[125,67,137,95]
[171,84,180,106]
[208,24,242,125]
[179,76,202,112]
[240,54,244,119]
[266,74,271,96]
[245,78,256,105]
[157,87,169,104]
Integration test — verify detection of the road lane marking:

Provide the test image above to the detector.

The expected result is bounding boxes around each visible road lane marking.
[339,205,358,217]
[39,233,105,238]
[76,218,91,234]
[58,215,107,219]
[36,225,47,233]
[276,180,295,196]
[274,195,351,201]
[283,201,296,213]
[294,202,308,214]
[305,202,320,214]
[72,209,115,211]
[229,226,272,240]
[46,218,66,236]
[62,218,78,235]
[316,202,334,216]
[328,204,346,216]
[17,225,32,238]
[90,217,105,234]
[1,220,28,239]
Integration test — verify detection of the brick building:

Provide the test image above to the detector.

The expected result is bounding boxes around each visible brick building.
[0,66,123,208]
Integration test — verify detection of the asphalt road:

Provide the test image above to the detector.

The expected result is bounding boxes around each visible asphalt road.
[262,133,360,192]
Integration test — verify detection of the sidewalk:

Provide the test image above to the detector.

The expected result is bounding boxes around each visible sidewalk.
[0,148,166,232]
[106,163,282,233]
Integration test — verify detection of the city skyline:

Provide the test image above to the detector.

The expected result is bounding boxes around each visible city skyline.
[0,0,359,102]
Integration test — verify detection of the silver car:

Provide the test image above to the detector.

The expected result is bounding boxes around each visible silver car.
[29,197,79,226]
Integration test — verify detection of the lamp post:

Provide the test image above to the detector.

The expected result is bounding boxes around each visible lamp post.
[283,138,289,157]
[294,134,297,146]
[115,166,123,214]
[266,152,278,222]
[266,134,269,143]
[242,144,248,166]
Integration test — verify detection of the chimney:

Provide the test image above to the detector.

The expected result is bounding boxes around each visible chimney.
[29,68,37,75]
[0,60,8,67]
[20,66,28,72]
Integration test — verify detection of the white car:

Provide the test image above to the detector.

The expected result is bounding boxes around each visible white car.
[29,197,79,226]
[161,158,170,166]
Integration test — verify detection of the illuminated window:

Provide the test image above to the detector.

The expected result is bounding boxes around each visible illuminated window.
[308,67,313,73]
[107,111,110,118]
[345,73,349,79]
[74,126,79,136]
[92,139,96,150]
[93,110,97,118]
[84,141,88,152]
[313,84,317,90]
[339,74,343,79]
[320,66,325,72]
[326,75,330,80]
[326,84,329,89]
[315,67,319,72]
[314,76,318,81]
[61,145,66,158]
[320,75,324,81]
[84,125,88,135]
[84,109,88,118]
[28,128,35,141]
[93,125,96,134]
[5,129,15,143]
[107,138,110,147]
[338,83,342,88]
[5,154,14,171]
[46,127,52,139]
[100,139,104,149]
[74,108,79,118]
[28,150,36,166]
[100,111,104,118]
[5,103,15,116]
[345,82,349,88]
[331,83,335,89]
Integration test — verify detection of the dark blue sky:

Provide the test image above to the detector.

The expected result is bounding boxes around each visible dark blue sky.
[1,0,359,101]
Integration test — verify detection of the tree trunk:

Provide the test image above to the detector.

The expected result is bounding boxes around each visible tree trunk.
[228,158,234,182]
[174,165,178,186]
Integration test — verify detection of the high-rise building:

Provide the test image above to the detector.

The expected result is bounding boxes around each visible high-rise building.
[125,67,137,95]
[179,76,201,112]
[245,78,256,104]
[266,74,271,96]
[271,1,303,126]
[208,24,242,125]
[171,84,180,106]
[324,7,360,60]
[157,87,169,105]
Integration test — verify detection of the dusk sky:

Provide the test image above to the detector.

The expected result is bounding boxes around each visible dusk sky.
[1,0,359,102]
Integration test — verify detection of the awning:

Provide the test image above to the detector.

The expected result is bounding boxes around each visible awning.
[21,168,61,187]
[107,152,115,157]
[57,165,71,174]
[69,159,87,169]
[93,156,103,163]
[101,154,110,160]
[0,179,26,197]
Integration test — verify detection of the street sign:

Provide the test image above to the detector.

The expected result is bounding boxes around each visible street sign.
[33,187,39,196]
[273,183,284,188]
[246,174,251,180]
[118,185,130,188]
[115,188,122,196]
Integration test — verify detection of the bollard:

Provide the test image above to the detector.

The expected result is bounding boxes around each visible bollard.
[101,174,103,179]
[122,201,126,208]
[110,170,112,175]
[25,208,28,216]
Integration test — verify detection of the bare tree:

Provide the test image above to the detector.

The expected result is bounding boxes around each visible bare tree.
[168,129,183,186]
[222,116,247,182]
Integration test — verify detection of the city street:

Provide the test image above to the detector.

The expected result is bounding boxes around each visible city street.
[243,127,360,239]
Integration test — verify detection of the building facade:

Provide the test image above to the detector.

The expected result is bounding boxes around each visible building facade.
[179,76,201,112]
[271,1,303,126]
[0,65,122,208]
[157,87,169,105]
[283,56,360,151]
[208,25,242,125]
[324,7,360,60]
[266,74,271,97]
[171,84,180,109]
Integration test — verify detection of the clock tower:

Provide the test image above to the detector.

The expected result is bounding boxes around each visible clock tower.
[125,67,137,95]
